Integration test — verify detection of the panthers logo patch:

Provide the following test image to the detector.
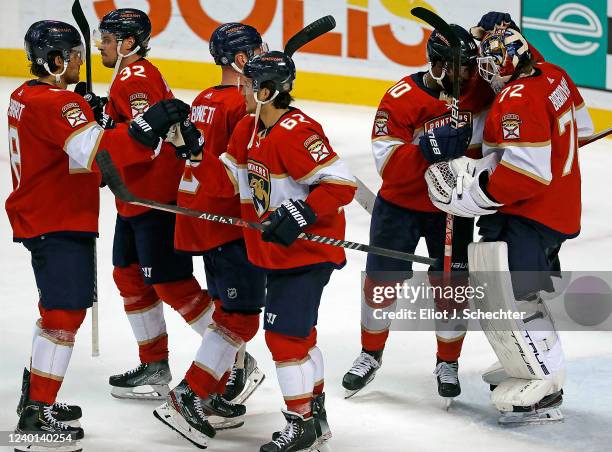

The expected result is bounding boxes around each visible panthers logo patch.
[129,92,149,118]
[61,102,87,128]
[304,134,330,163]
[501,113,521,140]
[374,110,389,136]
[247,159,271,217]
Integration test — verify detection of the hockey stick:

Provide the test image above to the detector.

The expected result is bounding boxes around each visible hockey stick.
[284,15,336,57]
[72,0,99,357]
[96,151,437,266]
[72,0,92,91]
[579,127,612,147]
[411,7,461,275]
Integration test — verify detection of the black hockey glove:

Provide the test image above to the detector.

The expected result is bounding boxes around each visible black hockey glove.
[471,12,520,40]
[418,123,472,164]
[128,98,190,148]
[261,199,317,247]
[74,81,114,129]
[174,119,205,160]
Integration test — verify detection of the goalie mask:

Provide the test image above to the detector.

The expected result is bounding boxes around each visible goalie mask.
[477,28,532,93]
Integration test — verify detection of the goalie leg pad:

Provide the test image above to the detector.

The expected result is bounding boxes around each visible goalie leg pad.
[468,242,565,410]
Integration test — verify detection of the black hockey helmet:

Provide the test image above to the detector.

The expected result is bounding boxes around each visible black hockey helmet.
[210,23,264,66]
[243,51,296,94]
[25,20,83,66]
[97,8,151,49]
[427,24,478,66]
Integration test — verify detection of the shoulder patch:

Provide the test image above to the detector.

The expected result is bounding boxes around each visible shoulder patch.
[501,113,521,140]
[61,102,88,128]
[374,110,389,136]
[304,134,330,163]
[129,92,150,118]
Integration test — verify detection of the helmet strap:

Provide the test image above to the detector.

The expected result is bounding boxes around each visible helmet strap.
[428,62,447,88]
[231,62,244,74]
[248,89,279,149]
[109,40,142,93]
[44,60,68,85]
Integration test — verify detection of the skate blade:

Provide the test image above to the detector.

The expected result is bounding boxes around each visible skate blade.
[441,397,454,411]
[498,408,564,426]
[343,371,377,399]
[14,440,82,452]
[312,432,333,451]
[232,368,265,404]
[153,402,212,449]
[111,384,169,400]
[209,414,245,431]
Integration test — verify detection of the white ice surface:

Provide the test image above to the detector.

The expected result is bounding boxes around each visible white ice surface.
[1,76,611,452]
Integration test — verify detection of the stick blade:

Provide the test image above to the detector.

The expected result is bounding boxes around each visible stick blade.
[284,15,336,57]
[410,7,459,46]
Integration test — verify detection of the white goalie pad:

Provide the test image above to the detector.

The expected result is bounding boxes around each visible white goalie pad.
[468,241,565,410]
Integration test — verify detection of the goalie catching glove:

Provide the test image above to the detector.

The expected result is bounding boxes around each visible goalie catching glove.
[128,98,191,148]
[425,154,502,217]
[261,199,317,247]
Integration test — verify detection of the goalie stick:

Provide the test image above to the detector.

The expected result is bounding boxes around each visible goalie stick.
[72,0,99,357]
[96,151,437,266]
[411,7,462,276]
[284,15,337,57]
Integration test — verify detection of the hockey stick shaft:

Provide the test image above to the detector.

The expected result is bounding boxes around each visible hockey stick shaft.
[284,15,336,57]
[96,151,437,266]
[579,127,611,147]
[91,241,99,357]
[411,7,462,274]
[72,0,92,91]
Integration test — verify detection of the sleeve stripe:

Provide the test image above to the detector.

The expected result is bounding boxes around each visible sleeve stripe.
[372,139,404,175]
[63,122,103,171]
[575,103,595,138]
[500,160,551,185]
[483,139,551,148]
[299,157,356,186]
[296,155,339,183]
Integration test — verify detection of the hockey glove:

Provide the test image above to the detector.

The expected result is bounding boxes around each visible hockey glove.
[128,98,190,148]
[418,123,472,164]
[471,12,519,40]
[74,82,114,129]
[261,199,317,247]
[171,119,205,160]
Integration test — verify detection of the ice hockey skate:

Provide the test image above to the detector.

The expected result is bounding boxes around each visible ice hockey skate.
[17,367,82,427]
[342,349,382,398]
[14,401,84,452]
[272,393,332,450]
[261,410,318,452]
[223,351,265,404]
[434,358,461,409]
[109,359,172,400]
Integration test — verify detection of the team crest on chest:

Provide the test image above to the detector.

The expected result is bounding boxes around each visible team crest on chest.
[247,159,271,217]
[61,102,87,127]
[304,134,330,163]
[129,92,149,118]
[501,113,521,140]
[424,111,472,132]
[374,110,389,136]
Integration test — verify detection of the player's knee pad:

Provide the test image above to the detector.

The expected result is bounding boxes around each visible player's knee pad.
[39,307,87,335]
[361,276,398,333]
[113,265,159,311]
[153,278,212,320]
[265,329,316,362]
[212,306,260,343]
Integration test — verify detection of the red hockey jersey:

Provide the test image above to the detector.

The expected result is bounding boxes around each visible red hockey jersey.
[483,61,594,235]
[174,86,245,253]
[372,72,493,211]
[106,58,184,217]
[6,80,159,240]
[197,108,357,270]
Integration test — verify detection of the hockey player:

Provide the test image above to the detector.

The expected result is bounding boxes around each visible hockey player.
[425,27,594,423]
[173,22,267,404]
[7,20,189,451]
[342,24,491,401]
[92,8,214,400]
[155,51,356,451]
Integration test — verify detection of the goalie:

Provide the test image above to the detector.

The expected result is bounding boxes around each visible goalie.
[425,26,594,424]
